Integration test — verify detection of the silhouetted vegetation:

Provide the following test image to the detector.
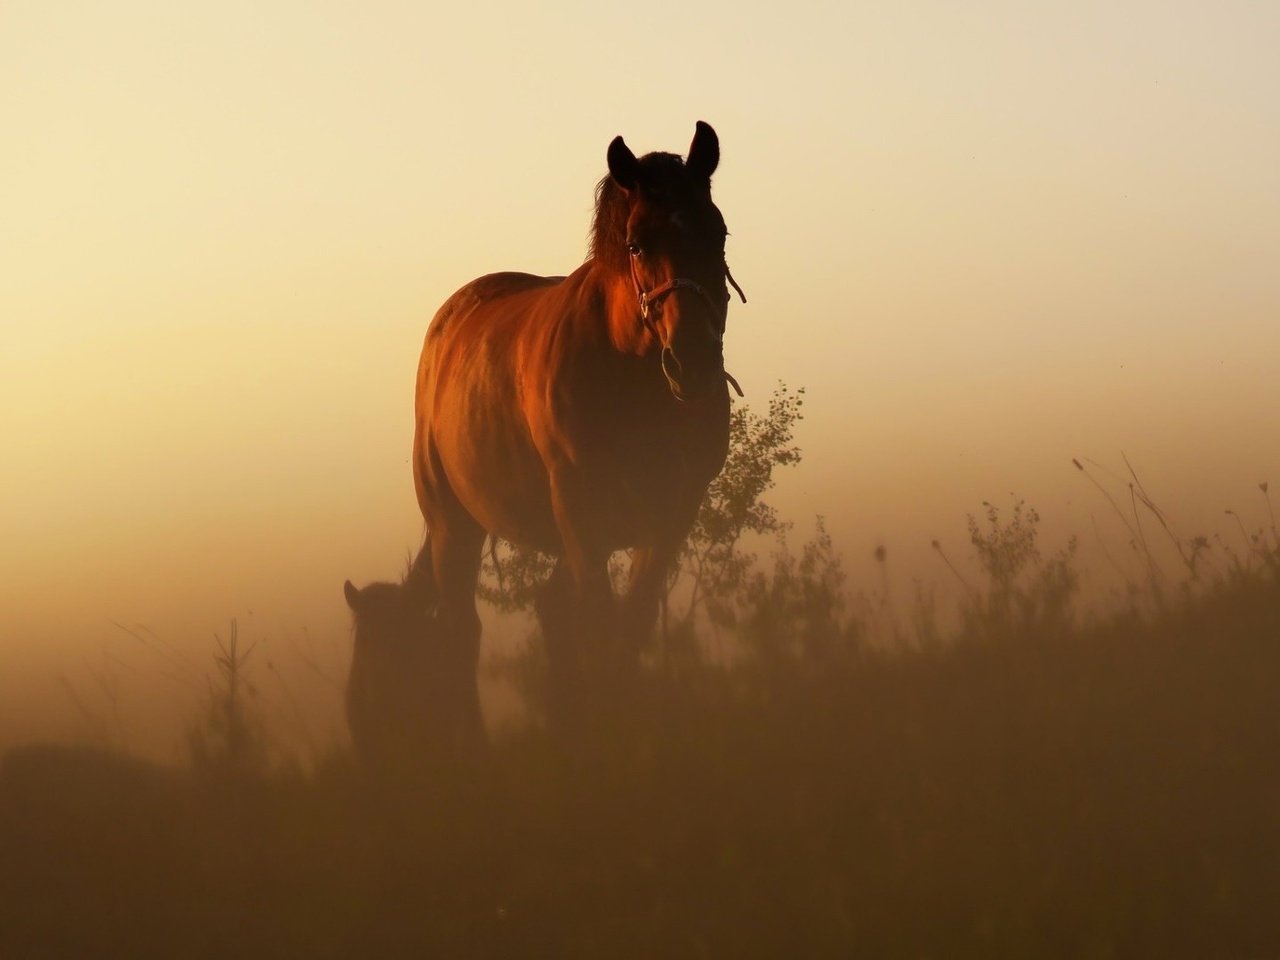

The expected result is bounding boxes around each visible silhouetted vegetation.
[3,389,1279,958]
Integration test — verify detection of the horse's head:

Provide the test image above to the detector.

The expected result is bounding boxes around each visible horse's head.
[599,121,742,402]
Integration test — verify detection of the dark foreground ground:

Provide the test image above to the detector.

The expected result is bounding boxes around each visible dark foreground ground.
[3,569,1279,959]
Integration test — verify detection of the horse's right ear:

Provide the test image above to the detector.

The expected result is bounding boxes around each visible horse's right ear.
[607,135,640,192]
[343,579,361,612]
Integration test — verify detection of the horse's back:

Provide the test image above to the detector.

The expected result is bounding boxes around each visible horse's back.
[418,270,568,397]
[419,269,571,411]
[428,272,566,339]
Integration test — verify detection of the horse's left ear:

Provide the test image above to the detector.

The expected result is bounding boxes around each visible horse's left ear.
[687,121,719,182]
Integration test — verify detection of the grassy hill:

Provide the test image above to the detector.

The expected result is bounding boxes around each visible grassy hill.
[2,528,1277,958]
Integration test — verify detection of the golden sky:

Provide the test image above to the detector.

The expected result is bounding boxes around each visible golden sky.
[2,1,1278,748]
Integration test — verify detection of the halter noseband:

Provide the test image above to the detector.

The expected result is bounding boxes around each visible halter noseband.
[639,277,719,324]
[629,258,747,330]
[629,257,748,398]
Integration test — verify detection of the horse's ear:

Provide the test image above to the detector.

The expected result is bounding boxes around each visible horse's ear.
[687,121,719,183]
[607,135,640,192]
[343,579,361,612]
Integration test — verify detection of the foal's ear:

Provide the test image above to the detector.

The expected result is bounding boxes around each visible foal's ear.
[686,120,719,182]
[607,135,641,192]
[343,579,362,612]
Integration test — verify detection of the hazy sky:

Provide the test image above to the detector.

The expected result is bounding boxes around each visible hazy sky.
[3,1,1278,748]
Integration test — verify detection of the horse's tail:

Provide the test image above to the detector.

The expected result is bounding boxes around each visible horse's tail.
[487,534,504,597]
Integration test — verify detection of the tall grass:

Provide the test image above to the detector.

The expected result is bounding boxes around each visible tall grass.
[4,381,1278,957]
[2,485,1278,957]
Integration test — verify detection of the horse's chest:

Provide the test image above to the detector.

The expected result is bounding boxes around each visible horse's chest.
[594,420,726,535]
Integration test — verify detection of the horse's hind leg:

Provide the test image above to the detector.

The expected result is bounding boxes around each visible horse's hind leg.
[404,533,437,612]
[426,513,487,754]
[535,558,582,725]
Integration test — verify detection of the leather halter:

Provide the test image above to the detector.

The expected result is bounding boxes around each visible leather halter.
[641,277,719,322]
[631,263,721,330]
[628,255,747,398]
[628,255,746,337]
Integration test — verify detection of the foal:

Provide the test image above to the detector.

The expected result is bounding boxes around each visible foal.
[343,573,485,770]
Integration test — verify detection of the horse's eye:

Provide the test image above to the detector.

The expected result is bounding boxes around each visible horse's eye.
[627,242,642,257]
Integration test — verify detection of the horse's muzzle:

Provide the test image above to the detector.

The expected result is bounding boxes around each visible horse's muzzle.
[660,344,724,402]
[645,280,728,401]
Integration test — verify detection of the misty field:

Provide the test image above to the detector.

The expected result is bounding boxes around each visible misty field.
[3,398,1278,958]
[3,554,1278,958]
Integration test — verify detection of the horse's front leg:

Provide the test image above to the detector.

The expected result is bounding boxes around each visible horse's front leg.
[547,473,620,695]
[620,535,684,655]
[548,470,617,625]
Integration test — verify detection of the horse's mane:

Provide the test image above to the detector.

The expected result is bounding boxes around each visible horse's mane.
[588,151,694,272]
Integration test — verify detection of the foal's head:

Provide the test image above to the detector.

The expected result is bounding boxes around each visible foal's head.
[342,577,444,770]
[592,121,737,401]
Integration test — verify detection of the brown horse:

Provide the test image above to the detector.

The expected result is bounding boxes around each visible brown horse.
[413,121,743,703]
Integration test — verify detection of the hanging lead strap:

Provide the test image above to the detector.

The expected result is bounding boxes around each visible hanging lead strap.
[725,263,747,304]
